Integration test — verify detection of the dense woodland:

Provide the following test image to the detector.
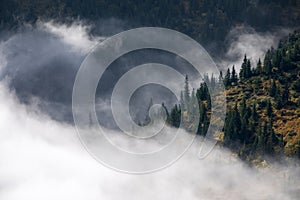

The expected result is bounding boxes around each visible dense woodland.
[1,0,300,163]
[161,31,300,163]
[1,0,300,52]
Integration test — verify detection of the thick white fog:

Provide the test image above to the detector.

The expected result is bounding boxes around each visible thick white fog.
[0,81,299,200]
[0,21,299,200]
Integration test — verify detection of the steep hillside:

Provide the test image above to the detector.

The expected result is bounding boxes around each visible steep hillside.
[1,0,300,52]
[166,31,300,164]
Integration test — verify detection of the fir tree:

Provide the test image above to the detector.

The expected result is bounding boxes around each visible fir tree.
[224,68,231,87]
[275,86,283,109]
[282,82,289,105]
[184,75,190,107]
[266,99,273,118]
[231,65,238,84]
[233,102,242,140]
[246,59,252,78]
[256,58,263,74]
[218,70,223,83]
[263,50,272,75]
[170,104,181,128]
[269,79,277,97]
[239,54,248,80]
[251,101,258,122]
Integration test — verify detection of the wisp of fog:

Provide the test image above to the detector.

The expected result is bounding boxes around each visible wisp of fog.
[0,21,299,200]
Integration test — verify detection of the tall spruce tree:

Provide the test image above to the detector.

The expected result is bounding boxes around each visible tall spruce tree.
[282,82,289,105]
[266,99,273,118]
[231,65,238,84]
[184,75,190,107]
[263,50,272,75]
[233,102,242,140]
[224,68,231,87]
[240,54,248,80]
[256,58,263,74]
[218,70,223,83]
[269,79,277,97]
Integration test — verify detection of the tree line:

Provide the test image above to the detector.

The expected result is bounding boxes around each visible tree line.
[162,31,300,160]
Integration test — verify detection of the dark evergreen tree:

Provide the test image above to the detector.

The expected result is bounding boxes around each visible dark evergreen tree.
[251,101,259,122]
[275,86,283,109]
[184,75,190,109]
[218,70,223,83]
[263,50,272,75]
[269,79,277,97]
[224,109,234,143]
[240,55,252,79]
[246,59,252,78]
[282,82,289,105]
[231,65,238,85]
[224,68,231,87]
[239,54,248,80]
[170,104,181,128]
[233,102,242,140]
[266,99,273,118]
[256,58,263,74]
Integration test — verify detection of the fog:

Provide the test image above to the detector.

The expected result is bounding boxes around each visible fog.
[0,21,299,199]
[219,25,291,71]
[0,80,299,200]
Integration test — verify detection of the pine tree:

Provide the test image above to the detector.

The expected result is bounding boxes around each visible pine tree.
[256,125,264,153]
[246,59,252,78]
[266,119,277,154]
[256,58,263,74]
[275,86,283,109]
[240,96,247,118]
[224,68,231,87]
[184,75,190,107]
[240,54,248,80]
[231,65,238,84]
[224,109,234,143]
[262,122,268,153]
[266,99,273,118]
[170,104,181,128]
[263,50,272,75]
[233,102,242,140]
[269,79,277,97]
[218,70,223,83]
[282,82,289,105]
[251,101,258,122]
[189,88,197,122]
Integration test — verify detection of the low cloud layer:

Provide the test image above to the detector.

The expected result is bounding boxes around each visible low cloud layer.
[0,21,299,199]
[0,80,299,200]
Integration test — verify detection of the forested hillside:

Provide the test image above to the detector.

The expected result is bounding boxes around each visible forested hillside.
[1,0,300,51]
[164,31,300,164]
[1,0,299,163]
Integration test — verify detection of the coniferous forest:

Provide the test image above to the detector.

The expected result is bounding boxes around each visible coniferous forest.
[0,0,299,163]
[164,32,300,163]
[1,1,300,199]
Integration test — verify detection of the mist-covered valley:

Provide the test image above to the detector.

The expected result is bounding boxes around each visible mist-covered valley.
[0,18,299,199]
[3,0,300,195]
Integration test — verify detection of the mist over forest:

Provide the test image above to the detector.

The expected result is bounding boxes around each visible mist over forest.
[0,1,300,200]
